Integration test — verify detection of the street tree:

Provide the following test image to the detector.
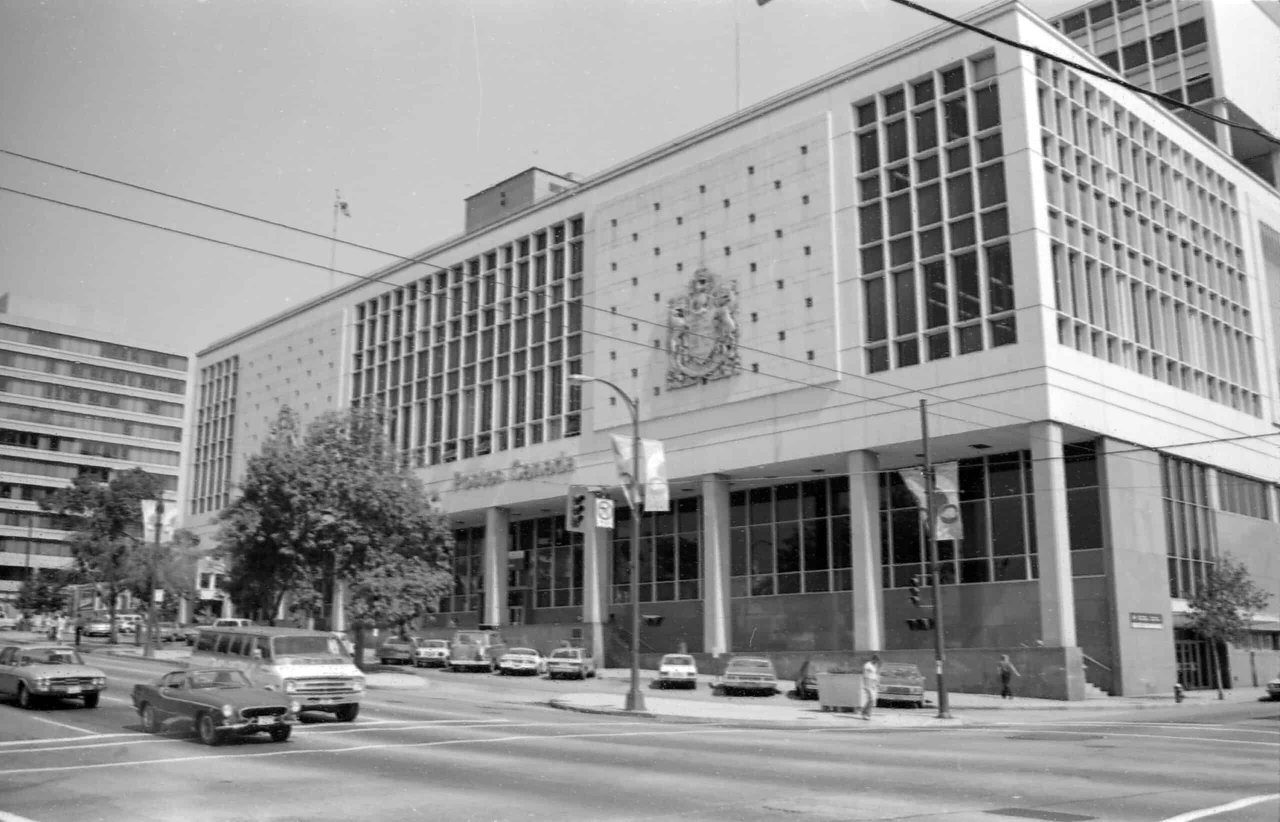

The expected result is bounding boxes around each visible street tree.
[40,468,165,644]
[15,574,65,616]
[218,406,454,658]
[1185,553,1273,699]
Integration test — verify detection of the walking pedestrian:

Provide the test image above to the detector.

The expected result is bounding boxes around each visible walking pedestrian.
[860,654,881,719]
[998,654,1020,699]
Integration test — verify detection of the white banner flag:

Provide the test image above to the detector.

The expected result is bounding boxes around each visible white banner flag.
[898,462,963,542]
[609,435,670,512]
[140,500,179,543]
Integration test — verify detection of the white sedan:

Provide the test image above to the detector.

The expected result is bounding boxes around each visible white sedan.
[546,647,596,680]
[656,653,698,689]
[496,647,546,676]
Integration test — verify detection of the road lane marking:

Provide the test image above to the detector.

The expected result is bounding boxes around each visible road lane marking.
[0,725,754,775]
[0,732,139,746]
[963,727,1280,748]
[6,713,97,736]
[1159,794,1280,822]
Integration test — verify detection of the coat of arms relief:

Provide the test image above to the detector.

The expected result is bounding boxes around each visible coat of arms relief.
[666,268,740,389]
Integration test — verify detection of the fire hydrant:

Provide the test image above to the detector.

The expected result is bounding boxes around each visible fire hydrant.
[1173,683,1185,703]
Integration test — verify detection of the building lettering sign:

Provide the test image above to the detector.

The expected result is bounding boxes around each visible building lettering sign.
[1129,612,1164,630]
[452,455,576,491]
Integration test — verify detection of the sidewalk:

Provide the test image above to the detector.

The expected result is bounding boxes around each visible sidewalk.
[550,668,1269,728]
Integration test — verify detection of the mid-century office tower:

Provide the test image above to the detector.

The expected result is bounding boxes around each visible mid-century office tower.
[186,1,1280,698]
[0,294,187,610]
[1050,0,1280,187]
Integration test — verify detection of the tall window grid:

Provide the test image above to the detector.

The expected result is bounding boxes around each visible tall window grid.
[881,451,1038,588]
[351,216,585,467]
[1162,454,1215,598]
[1216,470,1272,520]
[1054,1,1211,112]
[857,52,1017,374]
[191,356,238,515]
[438,526,483,615]
[515,517,583,609]
[612,497,703,604]
[727,478,852,599]
[1037,59,1259,415]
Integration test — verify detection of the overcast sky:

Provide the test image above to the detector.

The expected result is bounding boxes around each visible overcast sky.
[0,0,1082,354]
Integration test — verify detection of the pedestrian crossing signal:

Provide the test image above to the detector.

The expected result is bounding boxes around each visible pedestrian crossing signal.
[906,617,934,632]
[567,486,589,533]
[909,575,924,607]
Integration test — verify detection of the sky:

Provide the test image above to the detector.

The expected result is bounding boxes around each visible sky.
[0,0,1083,354]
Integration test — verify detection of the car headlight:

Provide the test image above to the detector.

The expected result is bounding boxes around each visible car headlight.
[289,700,301,715]
[221,704,234,719]
[283,679,298,694]
[350,679,365,692]
[93,677,106,686]
[34,677,51,690]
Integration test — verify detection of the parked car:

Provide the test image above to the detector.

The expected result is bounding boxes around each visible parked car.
[496,647,546,676]
[448,629,506,672]
[376,635,419,665]
[113,614,143,634]
[412,638,450,668]
[141,621,183,643]
[183,624,203,646]
[0,614,18,631]
[82,618,113,638]
[0,644,107,709]
[714,656,779,695]
[793,658,856,701]
[212,618,255,629]
[656,653,698,689]
[876,662,926,707]
[545,647,596,680]
[1265,674,1280,701]
[132,668,297,745]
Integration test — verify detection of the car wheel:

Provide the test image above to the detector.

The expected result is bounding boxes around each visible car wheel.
[688,681,697,690]
[197,713,223,746]
[334,703,359,722]
[269,724,292,743]
[140,703,160,733]
[82,692,100,709]
[17,683,35,710]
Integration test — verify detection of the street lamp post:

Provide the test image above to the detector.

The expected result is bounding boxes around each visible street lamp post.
[568,373,645,712]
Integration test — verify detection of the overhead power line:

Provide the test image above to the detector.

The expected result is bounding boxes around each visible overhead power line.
[888,0,1280,148]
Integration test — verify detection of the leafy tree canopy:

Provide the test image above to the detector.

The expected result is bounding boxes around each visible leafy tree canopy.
[1185,553,1273,698]
[217,406,454,635]
[40,468,168,637]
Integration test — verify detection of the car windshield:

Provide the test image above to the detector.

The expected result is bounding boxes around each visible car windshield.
[24,648,84,665]
[189,670,250,689]
[272,635,346,658]
[454,632,488,644]
[425,640,448,648]
[508,648,537,656]
[728,659,772,671]
[662,655,694,666]
[550,649,579,659]
[879,664,922,679]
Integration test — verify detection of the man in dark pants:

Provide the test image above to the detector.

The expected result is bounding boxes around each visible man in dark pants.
[74,620,83,647]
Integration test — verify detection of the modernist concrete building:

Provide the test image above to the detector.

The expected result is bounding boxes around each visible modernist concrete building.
[185,0,1280,698]
[0,294,187,611]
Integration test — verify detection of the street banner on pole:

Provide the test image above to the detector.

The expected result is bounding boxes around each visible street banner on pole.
[899,462,963,541]
[610,435,638,508]
[139,501,179,542]
[641,438,669,512]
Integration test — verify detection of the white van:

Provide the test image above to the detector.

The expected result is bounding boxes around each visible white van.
[190,626,365,721]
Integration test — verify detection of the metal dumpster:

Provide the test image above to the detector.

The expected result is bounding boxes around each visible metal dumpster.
[816,672,865,712]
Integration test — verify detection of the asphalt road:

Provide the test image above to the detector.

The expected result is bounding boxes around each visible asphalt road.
[2,654,1277,822]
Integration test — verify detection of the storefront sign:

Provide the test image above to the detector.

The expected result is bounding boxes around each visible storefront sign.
[1129,612,1164,630]
[452,454,576,491]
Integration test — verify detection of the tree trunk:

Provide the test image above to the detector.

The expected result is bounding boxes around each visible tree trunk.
[1212,641,1224,700]
[353,625,367,673]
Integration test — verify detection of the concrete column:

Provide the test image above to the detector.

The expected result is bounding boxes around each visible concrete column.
[1031,421,1076,647]
[1210,100,1232,154]
[482,506,510,627]
[331,581,345,632]
[582,517,606,668]
[848,450,883,651]
[701,474,731,657]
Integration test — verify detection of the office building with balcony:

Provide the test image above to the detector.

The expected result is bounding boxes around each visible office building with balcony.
[0,294,187,610]
[185,0,1280,698]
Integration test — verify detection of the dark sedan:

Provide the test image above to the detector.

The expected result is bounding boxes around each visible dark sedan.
[131,668,298,745]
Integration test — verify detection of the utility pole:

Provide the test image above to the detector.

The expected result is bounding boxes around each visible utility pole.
[919,400,951,719]
[144,499,164,659]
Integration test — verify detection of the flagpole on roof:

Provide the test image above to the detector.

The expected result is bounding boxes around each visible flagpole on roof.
[330,189,350,291]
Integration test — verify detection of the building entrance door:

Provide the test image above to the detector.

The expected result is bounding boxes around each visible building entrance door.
[1175,630,1217,690]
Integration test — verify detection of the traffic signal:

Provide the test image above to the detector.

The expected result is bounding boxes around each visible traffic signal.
[905,617,935,632]
[566,485,589,533]
[642,614,664,627]
[909,575,923,607]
